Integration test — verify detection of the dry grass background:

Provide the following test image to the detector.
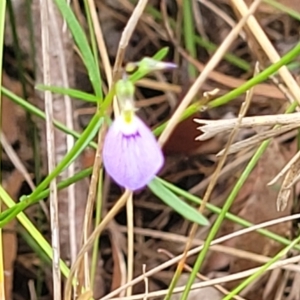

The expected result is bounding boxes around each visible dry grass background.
[2,0,300,299]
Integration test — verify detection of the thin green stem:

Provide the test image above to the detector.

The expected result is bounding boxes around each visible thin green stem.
[154,42,300,137]
[83,0,99,84]
[263,0,300,21]
[223,234,300,299]
[25,0,36,72]
[183,0,197,78]
[180,102,298,299]
[6,0,28,98]
[158,177,300,251]
[180,138,271,300]
[0,185,70,278]
[144,3,250,71]
[0,168,93,226]
[209,43,300,108]
[25,113,102,201]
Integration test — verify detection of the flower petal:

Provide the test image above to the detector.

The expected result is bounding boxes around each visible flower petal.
[103,115,164,190]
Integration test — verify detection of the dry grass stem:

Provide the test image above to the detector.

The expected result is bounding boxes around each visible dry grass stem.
[82,127,106,289]
[126,194,134,297]
[231,0,300,104]
[158,0,262,147]
[82,1,114,288]
[112,0,149,81]
[190,150,255,194]
[1,133,35,190]
[192,0,208,41]
[87,0,112,86]
[108,221,127,298]
[119,226,285,269]
[269,149,300,186]
[275,155,300,211]
[107,254,300,300]
[142,264,149,300]
[0,133,50,217]
[40,0,61,298]
[172,62,254,296]
[160,248,246,300]
[65,190,131,300]
[217,123,300,156]
[101,212,300,300]
[198,0,246,40]
[136,79,181,93]
[196,113,300,141]
[268,269,287,300]
[286,272,300,300]
[47,0,77,264]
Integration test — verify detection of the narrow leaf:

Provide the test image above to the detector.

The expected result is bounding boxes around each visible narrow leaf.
[53,0,102,98]
[36,85,98,102]
[148,177,209,226]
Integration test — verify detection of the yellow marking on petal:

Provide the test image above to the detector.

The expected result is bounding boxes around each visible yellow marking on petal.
[122,110,134,124]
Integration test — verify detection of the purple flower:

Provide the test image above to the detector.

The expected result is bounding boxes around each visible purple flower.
[103,113,164,190]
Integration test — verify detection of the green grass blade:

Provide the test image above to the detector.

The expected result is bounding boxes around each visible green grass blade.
[179,98,299,299]
[223,234,300,299]
[210,42,300,107]
[159,178,300,251]
[0,168,93,226]
[0,185,70,278]
[53,0,102,98]
[36,85,99,102]
[26,114,102,199]
[154,42,300,137]
[148,178,209,226]
[263,0,300,21]
[83,0,99,78]
[1,86,98,148]
[6,0,28,98]
[180,141,271,300]
[183,0,197,78]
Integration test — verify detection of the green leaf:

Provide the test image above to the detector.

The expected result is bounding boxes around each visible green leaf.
[148,177,209,226]
[53,0,102,98]
[36,85,98,103]
[152,47,169,60]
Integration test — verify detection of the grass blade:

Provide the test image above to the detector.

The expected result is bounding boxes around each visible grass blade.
[148,177,209,226]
